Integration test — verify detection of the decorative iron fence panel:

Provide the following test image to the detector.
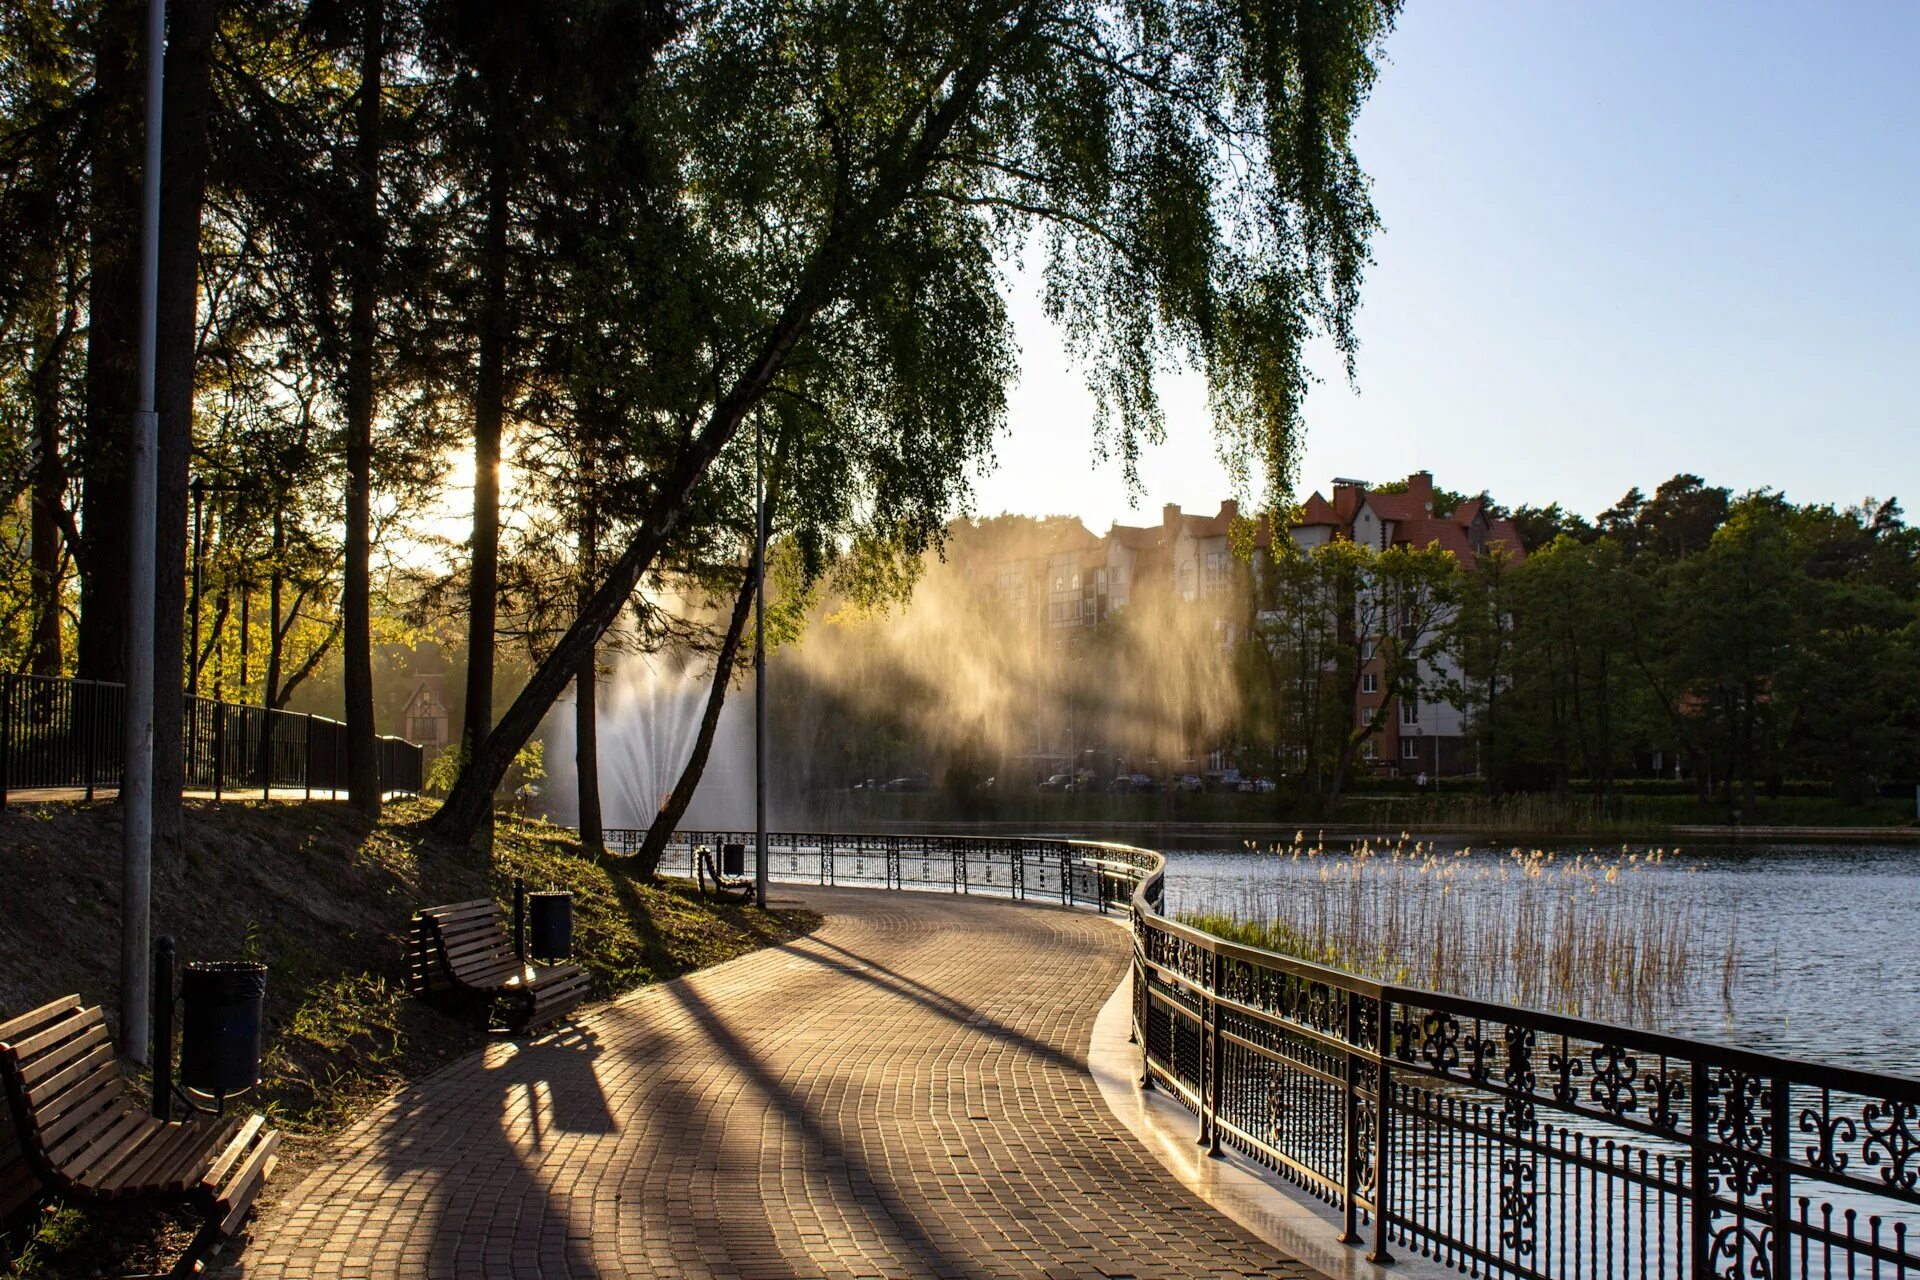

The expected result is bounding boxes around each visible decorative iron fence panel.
[0,673,423,804]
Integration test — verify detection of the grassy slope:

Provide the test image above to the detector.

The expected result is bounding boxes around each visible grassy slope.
[0,798,817,1278]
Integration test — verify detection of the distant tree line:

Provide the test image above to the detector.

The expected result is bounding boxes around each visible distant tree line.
[1452,474,1920,811]
[1243,473,1919,813]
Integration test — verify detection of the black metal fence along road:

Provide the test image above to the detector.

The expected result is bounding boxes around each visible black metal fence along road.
[613,827,1919,1280]
[0,672,424,806]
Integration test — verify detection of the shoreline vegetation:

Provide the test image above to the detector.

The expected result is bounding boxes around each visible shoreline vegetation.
[800,789,1919,843]
[0,798,818,1280]
[1179,836,1739,1026]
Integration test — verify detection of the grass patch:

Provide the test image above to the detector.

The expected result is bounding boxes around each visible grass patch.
[0,797,817,1278]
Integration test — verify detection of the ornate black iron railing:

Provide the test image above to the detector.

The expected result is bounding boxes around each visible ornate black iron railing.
[1108,841,1919,1280]
[0,672,423,805]
[603,828,1138,910]
[610,829,1919,1279]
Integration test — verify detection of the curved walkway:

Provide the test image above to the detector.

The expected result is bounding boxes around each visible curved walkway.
[236,888,1315,1279]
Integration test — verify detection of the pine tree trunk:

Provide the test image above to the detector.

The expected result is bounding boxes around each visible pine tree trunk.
[635,558,758,878]
[574,491,602,855]
[153,0,222,860]
[28,313,70,677]
[342,0,384,817]
[460,97,510,848]
[75,0,143,683]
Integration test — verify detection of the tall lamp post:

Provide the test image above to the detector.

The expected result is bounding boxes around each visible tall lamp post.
[122,0,167,1067]
[754,416,768,908]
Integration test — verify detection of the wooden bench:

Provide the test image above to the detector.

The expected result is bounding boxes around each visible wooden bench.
[696,846,755,903]
[0,995,281,1277]
[406,898,591,1035]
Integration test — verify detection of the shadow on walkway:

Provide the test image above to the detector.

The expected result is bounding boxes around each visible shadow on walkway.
[367,1023,612,1277]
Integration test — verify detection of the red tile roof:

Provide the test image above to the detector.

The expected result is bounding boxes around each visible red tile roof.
[1297,493,1341,526]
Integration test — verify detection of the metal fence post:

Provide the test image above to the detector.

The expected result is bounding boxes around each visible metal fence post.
[1770,1075,1791,1280]
[513,877,526,963]
[304,715,314,800]
[1341,992,1362,1244]
[81,682,96,801]
[212,704,224,800]
[1369,996,1395,1265]
[1205,946,1223,1157]
[0,674,11,811]
[1690,1058,1711,1279]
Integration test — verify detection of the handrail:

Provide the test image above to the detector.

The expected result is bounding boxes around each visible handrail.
[0,672,425,804]
[621,827,1919,1279]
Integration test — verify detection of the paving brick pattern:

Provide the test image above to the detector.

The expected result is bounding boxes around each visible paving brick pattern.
[236,888,1314,1279]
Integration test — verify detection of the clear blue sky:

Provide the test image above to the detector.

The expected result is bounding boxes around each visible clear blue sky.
[970,1,1920,530]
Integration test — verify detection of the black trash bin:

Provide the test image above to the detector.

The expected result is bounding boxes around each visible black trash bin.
[528,891,574,961]
[179,960,267,1102]
[721,842,746,877]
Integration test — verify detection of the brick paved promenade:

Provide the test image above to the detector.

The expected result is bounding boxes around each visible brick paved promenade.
[236,888,1314,1279]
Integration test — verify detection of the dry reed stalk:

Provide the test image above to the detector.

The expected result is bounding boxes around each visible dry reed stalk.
[1184,834,1740,1024]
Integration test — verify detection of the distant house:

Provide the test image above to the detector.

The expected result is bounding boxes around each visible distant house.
[1276,470,1527,778]
[399,674,452,754]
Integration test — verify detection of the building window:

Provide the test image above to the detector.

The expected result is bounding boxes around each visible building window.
[1361,639,1377,661]
[1112,565,1127,585]
[1401,738,1418,760]
[1204,550,1229,594]
[1401,698,1419,725]
[1361,673,1379,694]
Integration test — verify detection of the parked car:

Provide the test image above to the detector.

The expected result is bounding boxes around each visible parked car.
[1038,773,1076,792]
[880,775,929,792]
[1175,774,1204,792]
[1238,776,1277,793]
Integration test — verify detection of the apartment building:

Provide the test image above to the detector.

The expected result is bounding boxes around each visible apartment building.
[1283,470,1526,777]
[955,470,1523,780]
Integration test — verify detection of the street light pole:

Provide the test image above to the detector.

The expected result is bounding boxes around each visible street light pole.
[122,0,167,1068]
[754,414,768,908]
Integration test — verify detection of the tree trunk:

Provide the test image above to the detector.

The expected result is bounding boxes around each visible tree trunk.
[28,310,72,677]
[153,0,222,862]
[342,0,384,816]
[75,0,143,683]
[461,103,510,847]
[574,486,602,855]
[258,508,285,785]
[635,557,758,878]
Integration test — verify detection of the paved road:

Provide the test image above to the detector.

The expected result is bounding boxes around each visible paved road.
[236,888,1314,1279]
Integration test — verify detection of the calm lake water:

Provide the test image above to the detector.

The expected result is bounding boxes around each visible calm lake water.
[1157,839,1920,1078]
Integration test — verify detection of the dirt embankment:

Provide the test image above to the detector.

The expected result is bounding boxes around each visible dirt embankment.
[0,797,817,1278]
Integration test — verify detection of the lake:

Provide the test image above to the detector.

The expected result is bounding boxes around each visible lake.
[1156,838,1920,1078]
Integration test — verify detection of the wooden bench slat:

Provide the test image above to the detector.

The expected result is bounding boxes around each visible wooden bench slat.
[112,1121,221,1194]
[43,1100,143,1175]
[7,1005,105,1064]
[0,995,85,1046]
[33,1072,126,1151]
[13,1020,111,1090]
[200,1114,264,1191]
[215,1131,280,1236]
[420,898,495,915]
[24,1041,116,1108]
[78,1114,175,1191]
